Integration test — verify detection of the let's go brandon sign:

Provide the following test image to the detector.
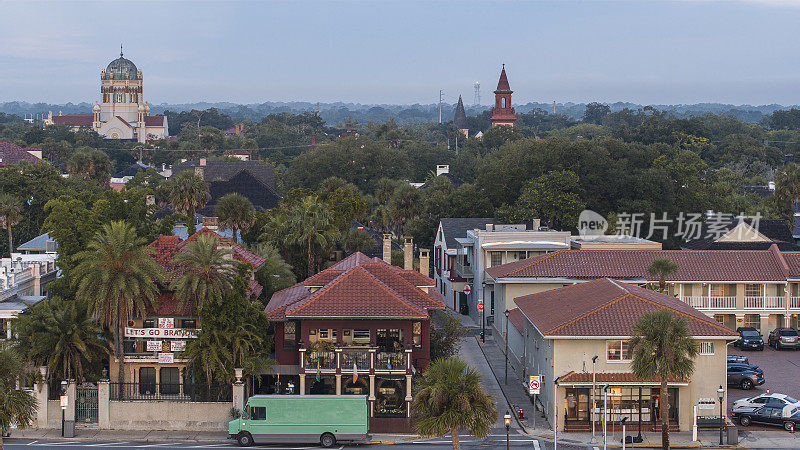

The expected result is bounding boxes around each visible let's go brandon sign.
[124,328,199,339]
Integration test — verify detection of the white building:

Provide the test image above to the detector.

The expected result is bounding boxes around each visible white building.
[0,253,57,340]
[45,49,168,143]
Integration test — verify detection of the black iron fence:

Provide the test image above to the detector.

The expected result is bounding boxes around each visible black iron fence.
[110,382,232,402]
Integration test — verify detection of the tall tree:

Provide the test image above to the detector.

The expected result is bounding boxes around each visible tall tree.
[647,258,679,292]
[630,310,698,450]
[775,163,800,219]
[166,170,210,235]
[413,357,497,450]
[583,102,611,124]
[286,196,338,278]
[14,297,108,383]
[251,242,296,301]
[0,347,37,449]
[66,147,111,185]
[171,234,237,312]
[216,193,255,243]
[0,194,22,258]
[73,221,161,385]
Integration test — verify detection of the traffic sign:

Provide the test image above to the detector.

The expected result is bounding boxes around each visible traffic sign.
[529,375,540,395]
[477,300,484,311]
[463,284,472,295]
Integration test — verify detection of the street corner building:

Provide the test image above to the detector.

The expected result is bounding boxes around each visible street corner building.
[513,278,737,432]
[264,252,445,433]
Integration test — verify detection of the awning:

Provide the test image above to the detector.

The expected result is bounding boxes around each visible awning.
[556,371,688,387]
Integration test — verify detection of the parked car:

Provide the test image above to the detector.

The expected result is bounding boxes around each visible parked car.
[733,393,800,417]
[768,328,800,350]
[734,328,764,351]
[732,405,800,430]
[727,355,749,365]
[727,363,765,390]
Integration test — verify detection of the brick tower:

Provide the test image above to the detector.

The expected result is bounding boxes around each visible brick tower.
[491,64,516,127]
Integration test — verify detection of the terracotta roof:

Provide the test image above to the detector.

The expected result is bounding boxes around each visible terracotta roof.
[514,278,737,338]
[486,248,790,282]
[51,115,93,126]
[0,142,42,166]
[557,371,686,385]
[145,292,195,316]
[495,66,512,92]
[265,252,444,320]
[144,116,165,127]
[508,308,525,334]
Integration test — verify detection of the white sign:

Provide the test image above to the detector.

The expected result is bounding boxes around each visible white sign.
[158,352,174,364]
[146,340,163,352]
[463,285,472,295]
[158,318,175,329]
[170,340,186,352]
[529,376,541,395]
[698,398,716,410]
[124,328,199,339]
[60,395,67,408]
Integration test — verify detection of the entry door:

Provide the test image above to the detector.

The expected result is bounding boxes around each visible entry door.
[565,388,589,421]
[459,293,469,315]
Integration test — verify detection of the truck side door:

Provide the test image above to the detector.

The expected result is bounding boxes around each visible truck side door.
[249,405,269,439]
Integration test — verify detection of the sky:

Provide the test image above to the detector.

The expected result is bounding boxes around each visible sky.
[2,0,800,106]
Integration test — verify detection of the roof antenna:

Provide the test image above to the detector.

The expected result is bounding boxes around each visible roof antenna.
[120,44,123,57]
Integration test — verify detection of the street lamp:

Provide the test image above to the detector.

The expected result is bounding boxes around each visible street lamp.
[504,309,510,385]
[603,384,609,450]
[718,385,725,445]
[481,281,487,343]
[591,355,598,442]
[60,380,67,437]
[504,410,511,450]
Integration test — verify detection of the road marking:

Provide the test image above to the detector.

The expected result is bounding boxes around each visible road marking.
[25,441,38,446]
[593,447,601,450]
[82,443,131,447]
[533,440,541,450]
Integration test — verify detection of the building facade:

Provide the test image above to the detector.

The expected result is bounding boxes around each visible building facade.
[45,50,168,142]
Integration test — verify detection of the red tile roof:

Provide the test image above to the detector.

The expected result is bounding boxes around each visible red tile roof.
[508,308,525,334]
[0,142,42,166]
[51,115,93,126]
[265,252,444,320]
[144,116,165,127]
[557,371,686,385]
[514,278,737,338]
[486,247,791,281]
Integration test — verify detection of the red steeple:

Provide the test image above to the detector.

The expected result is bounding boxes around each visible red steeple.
[491,64,516,127]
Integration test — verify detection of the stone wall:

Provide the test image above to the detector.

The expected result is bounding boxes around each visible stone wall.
[107,401,230,431]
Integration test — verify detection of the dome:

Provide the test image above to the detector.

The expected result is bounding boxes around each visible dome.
[104,54,139,80]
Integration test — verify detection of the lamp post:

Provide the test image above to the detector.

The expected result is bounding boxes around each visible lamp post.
[603,384,609,450]
[504,309,510,385]
[481,281,487,343]
[591,355,598,442]
[504,410,511,450]
[60,380,67,437]
[718,385,725,445]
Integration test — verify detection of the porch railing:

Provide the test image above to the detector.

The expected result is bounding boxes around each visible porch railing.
[791,297,800,309]
[341,349,370,370]
[306,351,336,370]
[683,296,735,310]
[745,296,786,310]
[375,352,406,371]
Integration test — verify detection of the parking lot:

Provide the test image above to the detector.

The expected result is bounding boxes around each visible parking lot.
[728,341,800,430]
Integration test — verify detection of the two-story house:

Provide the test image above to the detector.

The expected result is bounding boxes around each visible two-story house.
[264,252,444,432]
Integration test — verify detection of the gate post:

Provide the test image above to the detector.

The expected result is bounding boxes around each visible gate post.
[34,367,48,428]
[64,380,76,437]
[232,368,245,415]
[98,379,110,429]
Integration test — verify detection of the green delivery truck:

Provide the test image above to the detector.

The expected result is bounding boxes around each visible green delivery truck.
[228,395,371,447]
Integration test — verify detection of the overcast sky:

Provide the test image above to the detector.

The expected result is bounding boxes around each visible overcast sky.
[2,0,800,106]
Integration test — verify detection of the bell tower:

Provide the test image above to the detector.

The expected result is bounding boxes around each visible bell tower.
[491,64,516,127]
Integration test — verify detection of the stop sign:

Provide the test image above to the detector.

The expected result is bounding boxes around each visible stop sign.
[477,301,484,311]
[463,284,472,295]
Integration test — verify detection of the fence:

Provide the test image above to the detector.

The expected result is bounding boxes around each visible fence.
[110,382,232,402]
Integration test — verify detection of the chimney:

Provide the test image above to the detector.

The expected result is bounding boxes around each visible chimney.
[194,166,204,179]
[436,165,449,176]
[382,234,392,264]
[199,158,207,166]
[403,237,413,270]
[532,219,541,231]
[419,249,430,278]
[146,195,155,206]
[203,217,219,231]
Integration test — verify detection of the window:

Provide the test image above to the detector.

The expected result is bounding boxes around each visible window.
[606,340,632,361]
[710,284,725,297]
[159,367,180,394]
[352,329,370,345]
[699,342,714,355]
[251,406,266,421]
[745,314,760,331]
[143,319,155,328]
[501,98,507,108]
[745,284,763,297]
[283,321,297,350]
[412,322,421,347]
[713,315,726,325]
[181,319,196,329]
[139,367,156,395]
[490,252,503,267]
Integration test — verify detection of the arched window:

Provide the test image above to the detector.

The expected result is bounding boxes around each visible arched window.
[501,98,507,108]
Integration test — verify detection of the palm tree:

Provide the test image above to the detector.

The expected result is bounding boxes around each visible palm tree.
[170,234,237,312]
[216,193,255,243]
[413,357,497,450]
[0,194,22,258]
[647,258,678,292]
[251,242,296,300]
[342,227,377,254]
[14,297,108,383]
[167,170,210,235]
[73,221,161,385]
[286,196,338,277]
[0,347,37,449]
[630,309,698,450]
[181,327,232,398]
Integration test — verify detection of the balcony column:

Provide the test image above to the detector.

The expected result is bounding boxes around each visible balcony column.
[335,375,342,395]
[405,374,413,418]
[299,344,306,395]
[299,374,305,395]
[335,347,342,395]
[368,347,376,417]
[736,284,745,310]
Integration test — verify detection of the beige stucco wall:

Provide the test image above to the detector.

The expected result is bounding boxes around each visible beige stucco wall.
[46,400,62,428]
[108,401,230,430]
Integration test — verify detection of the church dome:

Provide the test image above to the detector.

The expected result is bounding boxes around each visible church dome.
[104,54,139,80]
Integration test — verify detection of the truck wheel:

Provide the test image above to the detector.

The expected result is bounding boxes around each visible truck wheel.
[740,379,754,390]
[785,422,795,432]
[740,416,751,427]
[320,433,336,448]
[236,432,253,447]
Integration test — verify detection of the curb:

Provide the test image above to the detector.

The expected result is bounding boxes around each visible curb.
[369,435,420,444]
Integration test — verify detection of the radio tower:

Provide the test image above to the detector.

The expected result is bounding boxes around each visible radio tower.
[473,81,480,106]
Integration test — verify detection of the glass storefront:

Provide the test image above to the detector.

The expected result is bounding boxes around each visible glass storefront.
[565,387,678,424]
[375,376,406,417]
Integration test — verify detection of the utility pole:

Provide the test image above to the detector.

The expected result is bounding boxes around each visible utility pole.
[553,101,556,115]
[439,90,443,124]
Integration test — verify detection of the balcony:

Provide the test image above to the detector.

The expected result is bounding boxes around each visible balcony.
[375,352,406,371]
[745,296,786,310]
[791,297,800,310]
[683,296,735,310]
[341,349,370,370]
[455,259,474,279]
[306,351,336,370]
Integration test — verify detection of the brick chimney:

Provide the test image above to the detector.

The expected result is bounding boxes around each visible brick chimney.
[382,234,392,264]
[403,237,413,270]
[199,158,207,166]
[419,249,430,278]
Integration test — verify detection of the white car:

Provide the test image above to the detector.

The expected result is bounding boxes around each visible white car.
[733,393,800,417]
